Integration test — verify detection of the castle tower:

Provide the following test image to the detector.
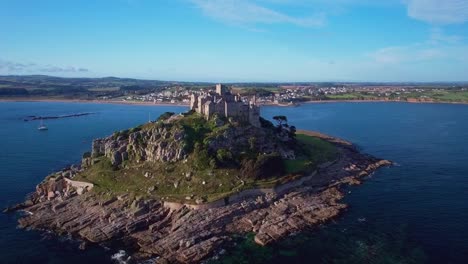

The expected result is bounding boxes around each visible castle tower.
[190,94,198,110]
[216,84,227,95]
[249,104,261,127]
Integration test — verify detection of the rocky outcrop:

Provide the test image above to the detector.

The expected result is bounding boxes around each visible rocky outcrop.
[91,124,188,166]
[89,117,297,168]
[27,168,94,204]
[206,125,295,159]
[13,135,391,263]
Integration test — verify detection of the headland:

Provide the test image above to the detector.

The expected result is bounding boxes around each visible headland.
[5,89,391,263]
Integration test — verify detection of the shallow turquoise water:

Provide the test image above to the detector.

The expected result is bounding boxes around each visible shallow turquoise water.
[1,101,467,263]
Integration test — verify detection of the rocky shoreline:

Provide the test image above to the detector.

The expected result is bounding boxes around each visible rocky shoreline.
[7,131,391,263]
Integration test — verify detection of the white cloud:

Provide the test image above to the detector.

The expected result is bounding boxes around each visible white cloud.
[190,0,326,27]
[406,0,468,24]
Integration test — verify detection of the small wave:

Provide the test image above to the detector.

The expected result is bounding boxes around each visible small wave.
[111,250,132,264]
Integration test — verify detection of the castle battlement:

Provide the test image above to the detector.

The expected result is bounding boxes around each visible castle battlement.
[190,84,261,127]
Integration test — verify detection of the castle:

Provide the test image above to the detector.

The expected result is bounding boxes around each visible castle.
[190,84,261,127]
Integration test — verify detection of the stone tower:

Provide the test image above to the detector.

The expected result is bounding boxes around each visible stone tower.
[216,84,227,95]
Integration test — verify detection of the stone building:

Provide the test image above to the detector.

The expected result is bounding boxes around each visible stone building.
[190,84,261,127]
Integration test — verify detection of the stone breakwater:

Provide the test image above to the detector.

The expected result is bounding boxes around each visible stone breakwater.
[23,112,94,121]
[10,132,391,264]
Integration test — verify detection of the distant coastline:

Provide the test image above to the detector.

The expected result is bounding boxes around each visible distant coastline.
[256,99,468,106]
[1,97,468,106]
[0,98,190,107]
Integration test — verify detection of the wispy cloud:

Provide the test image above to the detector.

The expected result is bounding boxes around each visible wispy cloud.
[429,27,463,44]
[0,59,89,74]
[190,0,326,28]
[368,45,445,64]
[405,0,468,24]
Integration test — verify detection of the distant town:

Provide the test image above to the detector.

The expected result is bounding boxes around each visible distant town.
[1,75,468,105]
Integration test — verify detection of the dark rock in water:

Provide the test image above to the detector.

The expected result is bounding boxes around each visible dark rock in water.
[79,241,88,250]
[3,199,34,213]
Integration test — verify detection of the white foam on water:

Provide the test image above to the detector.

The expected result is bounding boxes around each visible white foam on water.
[111,250,131,264]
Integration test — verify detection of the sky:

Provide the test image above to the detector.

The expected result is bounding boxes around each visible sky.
[1,0,468,82]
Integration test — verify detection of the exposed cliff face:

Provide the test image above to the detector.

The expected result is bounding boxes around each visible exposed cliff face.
[91,123,188,166]
[89,113,296,169]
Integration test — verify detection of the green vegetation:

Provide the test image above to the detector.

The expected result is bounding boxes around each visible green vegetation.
[325,89,468,103]
[420,90,468,102]
[325,93,378,100]
[87,87,120,92]
[284,133,338,174]
[75,156,242,202]
[75,111,338,203]
[156,111,175,122]
[231,86,279,96]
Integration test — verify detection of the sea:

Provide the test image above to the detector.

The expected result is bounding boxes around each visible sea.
[0,101,467,263]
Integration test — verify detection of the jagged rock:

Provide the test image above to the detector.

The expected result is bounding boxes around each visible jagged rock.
[121,151,128,161]
[90,125,188,166]
[47,191,55,200]
[111,151,122,166]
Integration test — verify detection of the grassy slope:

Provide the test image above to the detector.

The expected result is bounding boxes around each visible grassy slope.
[284,134,338,174]
[75,120,338,203]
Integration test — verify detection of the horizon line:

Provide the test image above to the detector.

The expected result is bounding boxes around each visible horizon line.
[1,74,468,85]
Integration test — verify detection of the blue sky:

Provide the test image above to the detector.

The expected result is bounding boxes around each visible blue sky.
[1,0,468,82]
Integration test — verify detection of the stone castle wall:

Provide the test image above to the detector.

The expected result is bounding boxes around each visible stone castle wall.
[190,84,261,126]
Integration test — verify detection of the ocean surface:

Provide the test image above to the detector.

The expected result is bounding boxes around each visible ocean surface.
[1,101,467,263]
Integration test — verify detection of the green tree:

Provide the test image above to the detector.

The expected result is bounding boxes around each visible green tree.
[157,112,175,122]
[216,148,233,164]
[273,115,288,127]
[289,125,297,139]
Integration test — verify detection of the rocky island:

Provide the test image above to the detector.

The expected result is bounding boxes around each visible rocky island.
[8,86,391,263]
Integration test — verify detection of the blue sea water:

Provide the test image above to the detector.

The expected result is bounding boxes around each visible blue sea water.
[1,101,468,263]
